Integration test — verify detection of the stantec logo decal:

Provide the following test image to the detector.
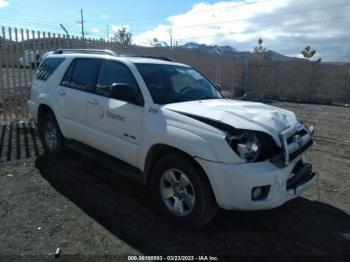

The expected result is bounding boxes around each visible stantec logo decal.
[106,111,126,122]
[96,107,126,122]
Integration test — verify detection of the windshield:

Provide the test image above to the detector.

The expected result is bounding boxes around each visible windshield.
[135,63,223,104]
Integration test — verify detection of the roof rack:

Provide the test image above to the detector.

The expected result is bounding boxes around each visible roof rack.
[128,55,173,62]
[52,49,117,56]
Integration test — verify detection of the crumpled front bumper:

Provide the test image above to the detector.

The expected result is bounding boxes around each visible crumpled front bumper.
[196,155,317,210]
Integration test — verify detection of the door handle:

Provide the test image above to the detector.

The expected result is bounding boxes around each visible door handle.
[57,90,65,96]
[88,98,99,105]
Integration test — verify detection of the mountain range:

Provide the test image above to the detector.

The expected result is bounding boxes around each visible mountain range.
[182,42,298,61]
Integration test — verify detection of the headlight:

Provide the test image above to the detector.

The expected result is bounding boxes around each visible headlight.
[226,131,281,163]
[226,132,261,162]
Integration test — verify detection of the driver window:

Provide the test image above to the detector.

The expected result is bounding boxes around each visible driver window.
[96,60,139,98]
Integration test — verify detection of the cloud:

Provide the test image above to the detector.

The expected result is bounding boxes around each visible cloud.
[0,0,9,8]
[91,27,100,33]
[100,14,110,20]
[134,0,350,61]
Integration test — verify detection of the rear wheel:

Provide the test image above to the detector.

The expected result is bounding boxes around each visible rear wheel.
[39,114,65,157]
[150,153,218,229]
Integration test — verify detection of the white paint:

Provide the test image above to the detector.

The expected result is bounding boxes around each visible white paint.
[28,51,316,211]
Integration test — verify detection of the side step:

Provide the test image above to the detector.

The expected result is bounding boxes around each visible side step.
[65,141,144,184]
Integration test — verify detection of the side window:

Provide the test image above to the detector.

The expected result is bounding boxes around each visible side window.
[36,58,65,81]
[96,60,140,98]
[61,60,75,86]
[61,58,99,92]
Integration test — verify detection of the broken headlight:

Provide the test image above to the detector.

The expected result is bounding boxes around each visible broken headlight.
[226,131,281,163]
[226,132,261,162]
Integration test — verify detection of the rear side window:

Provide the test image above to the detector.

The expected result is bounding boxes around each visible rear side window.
[61,58,99,92]
[36,58,65,81]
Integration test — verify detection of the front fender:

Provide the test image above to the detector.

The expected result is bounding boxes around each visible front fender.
[137,125,219,171]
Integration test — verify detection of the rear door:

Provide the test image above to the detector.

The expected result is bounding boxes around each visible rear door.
[85,59,144,166]
[58,58,99,143]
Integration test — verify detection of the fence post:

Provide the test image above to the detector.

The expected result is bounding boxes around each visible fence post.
[243,57,248,95]
[348,65,350,104]
[215,53,219,84]
[231,58,235,97]
[14,27,23,120]
[0,28,4,122]
[9,27,18,122]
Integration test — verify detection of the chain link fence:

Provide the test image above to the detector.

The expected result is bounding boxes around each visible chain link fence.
[0,25,349,124]
[0,26,244,123]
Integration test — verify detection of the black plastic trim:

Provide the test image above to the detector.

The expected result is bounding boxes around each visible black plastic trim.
[287,162,313,190]
[289,140,313,162]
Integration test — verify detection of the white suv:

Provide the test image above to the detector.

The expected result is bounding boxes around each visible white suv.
[28,49,317,228]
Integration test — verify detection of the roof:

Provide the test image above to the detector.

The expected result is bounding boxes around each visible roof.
[45,49,187,67]
[122,56,186,66]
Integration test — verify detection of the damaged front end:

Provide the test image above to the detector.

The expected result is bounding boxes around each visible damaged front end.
[224,120,315,167]
[278,123,314,165]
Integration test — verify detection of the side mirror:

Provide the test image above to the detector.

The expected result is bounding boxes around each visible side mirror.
[110,83,142,105]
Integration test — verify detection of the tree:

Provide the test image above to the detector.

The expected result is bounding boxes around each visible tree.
[112,27,132,48]
[252,38,268,61]
[150,38,162,47]
[301,46,316,60]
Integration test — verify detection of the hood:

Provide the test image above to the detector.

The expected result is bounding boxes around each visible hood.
[163,99,298,146]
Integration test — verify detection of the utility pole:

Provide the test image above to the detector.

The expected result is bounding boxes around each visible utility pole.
[77,9,86,40]
[169,28,173,47]
[81,9,85,39]
[106,24,109,41]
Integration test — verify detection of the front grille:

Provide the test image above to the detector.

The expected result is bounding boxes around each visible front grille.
[286,129,308,144]
[279,124,313,165]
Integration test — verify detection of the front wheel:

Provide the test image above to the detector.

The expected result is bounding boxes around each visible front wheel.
[150,153,218,229]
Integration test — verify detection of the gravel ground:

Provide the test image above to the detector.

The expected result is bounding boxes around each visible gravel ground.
[0,102,350,261]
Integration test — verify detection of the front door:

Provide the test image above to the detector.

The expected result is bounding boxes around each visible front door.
[85,59,144,166]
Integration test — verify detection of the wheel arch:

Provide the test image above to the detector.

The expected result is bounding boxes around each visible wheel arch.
[143,144,214,194]
[37,104,55,125]
[37,103,65,137]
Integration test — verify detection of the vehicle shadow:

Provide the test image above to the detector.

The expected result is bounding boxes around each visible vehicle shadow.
[35,151,350,257]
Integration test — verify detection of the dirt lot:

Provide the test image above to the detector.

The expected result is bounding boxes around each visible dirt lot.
[0,102,350,261]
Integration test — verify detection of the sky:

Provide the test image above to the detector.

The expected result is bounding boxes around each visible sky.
[0,0,350,61]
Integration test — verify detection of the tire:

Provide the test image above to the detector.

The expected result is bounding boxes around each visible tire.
[150,153,218,229]
[39,113,65,157]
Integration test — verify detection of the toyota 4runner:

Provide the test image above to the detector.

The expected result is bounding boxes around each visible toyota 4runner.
[28,49,317,228]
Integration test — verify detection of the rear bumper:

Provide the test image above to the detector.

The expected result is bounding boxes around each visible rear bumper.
[196,155,317,210]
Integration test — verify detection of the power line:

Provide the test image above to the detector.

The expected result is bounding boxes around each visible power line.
[0,14,75,26]
[91,1,350,35]
[8,0,79,19]
[0,15,82,35]
[1,1,350,43]
[0,21,82,37]
[174,15,350,42]
[170,2,350,30]
[88,0,278,23]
